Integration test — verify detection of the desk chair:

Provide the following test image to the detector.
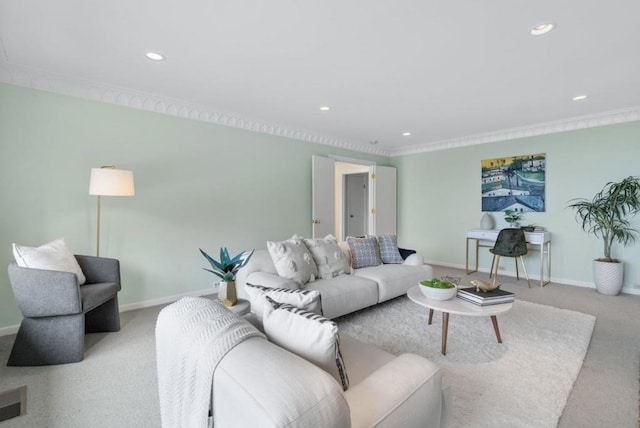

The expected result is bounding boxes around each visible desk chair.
[489,228,531,287]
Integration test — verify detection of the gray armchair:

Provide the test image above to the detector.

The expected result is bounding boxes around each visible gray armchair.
[7,255,121,366]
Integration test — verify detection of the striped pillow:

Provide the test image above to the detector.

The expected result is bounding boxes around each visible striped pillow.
[263,296,349,391]
[376,235,403,264]
[245,283,322,319]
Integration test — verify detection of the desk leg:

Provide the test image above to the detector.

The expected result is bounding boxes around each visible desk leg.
[441,312,449,355]
[465,238,478,274]
[491,315,502,343]
[539,241,551,287]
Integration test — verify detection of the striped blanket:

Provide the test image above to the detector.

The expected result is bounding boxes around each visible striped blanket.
[155,296,264,428]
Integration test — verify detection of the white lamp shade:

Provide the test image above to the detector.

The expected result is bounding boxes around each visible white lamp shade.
[89,168,135,196]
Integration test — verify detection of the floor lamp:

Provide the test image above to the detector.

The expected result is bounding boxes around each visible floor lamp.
[89,166,135,256]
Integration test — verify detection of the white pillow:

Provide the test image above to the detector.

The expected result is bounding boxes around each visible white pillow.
[303,235,350,279]
[263,297,349,391]
[267,236,318,286]
[12,237,86,285]
[404,253,425,266]
[245,283,322,319]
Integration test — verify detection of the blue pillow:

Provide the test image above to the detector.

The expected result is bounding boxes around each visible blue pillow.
[377,235,404,264]
[347,236,382,268]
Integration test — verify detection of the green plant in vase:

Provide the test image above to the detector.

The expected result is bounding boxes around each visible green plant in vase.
[503,209,523,227]
[200,247,254,306]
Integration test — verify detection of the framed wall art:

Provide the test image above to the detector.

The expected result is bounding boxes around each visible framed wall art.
[481,153,546,212]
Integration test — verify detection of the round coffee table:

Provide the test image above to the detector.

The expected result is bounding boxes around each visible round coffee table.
[407,286,512,355]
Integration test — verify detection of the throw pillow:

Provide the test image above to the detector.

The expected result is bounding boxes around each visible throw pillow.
[376,235,404,264]
[245,283,323,319]
[263,296,349,391]
[346,236,382,269]
[303,235,350,279]
[267,236,319,286]
[12,237,86,285]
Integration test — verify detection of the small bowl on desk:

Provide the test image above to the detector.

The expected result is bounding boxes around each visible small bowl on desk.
[419,279,458,300]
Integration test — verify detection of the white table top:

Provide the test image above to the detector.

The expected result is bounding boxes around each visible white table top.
[407,286,512,316]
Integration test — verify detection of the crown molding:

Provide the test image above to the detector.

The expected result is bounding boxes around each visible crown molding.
[0,60,391,156]
[1,60,638,159]
[388,106,640,157]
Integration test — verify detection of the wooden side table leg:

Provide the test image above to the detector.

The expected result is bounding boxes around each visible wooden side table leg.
[442,312,449,355]
[491,315,502,343]
[428,309,434,325]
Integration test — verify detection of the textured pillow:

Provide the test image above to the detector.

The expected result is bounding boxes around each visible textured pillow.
[376,235,404,264]
[245,283,322,319]
[267,236,318,286]
[346,236,382,269]
[12,237,86,285]
[303,235,351,279]
[263,296,349,391]
[404,253,425,266]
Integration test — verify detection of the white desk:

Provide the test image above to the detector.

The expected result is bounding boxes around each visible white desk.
[465,229,551,287]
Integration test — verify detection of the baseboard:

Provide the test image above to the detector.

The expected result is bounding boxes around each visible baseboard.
[424,259,640,296]
[0,287,218,338]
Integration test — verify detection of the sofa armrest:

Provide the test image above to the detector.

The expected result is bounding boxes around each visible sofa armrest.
[344,353,446,428]
[75,255,121,287]
[8,262,82,317]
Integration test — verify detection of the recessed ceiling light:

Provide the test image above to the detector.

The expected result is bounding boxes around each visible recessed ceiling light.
[572,95,588,101]
[145,52,165,61]
[319,106,331,111]
[530,23,555,36]
[402,132,411,136]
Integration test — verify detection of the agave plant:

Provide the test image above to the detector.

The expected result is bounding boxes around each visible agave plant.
[567,176,640,262]
[199,247,254,281]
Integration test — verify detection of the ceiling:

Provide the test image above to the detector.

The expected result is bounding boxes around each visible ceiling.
[1,0,639,156]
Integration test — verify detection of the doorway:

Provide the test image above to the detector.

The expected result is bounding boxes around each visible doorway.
[343,173,368,238]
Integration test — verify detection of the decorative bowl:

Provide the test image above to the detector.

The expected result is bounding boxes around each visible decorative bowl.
[419,279,458,300]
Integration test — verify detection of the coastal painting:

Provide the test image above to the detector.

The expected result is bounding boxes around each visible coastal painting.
[481,153,546,212]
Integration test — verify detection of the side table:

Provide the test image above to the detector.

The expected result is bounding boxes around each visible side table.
[213,295,251,316]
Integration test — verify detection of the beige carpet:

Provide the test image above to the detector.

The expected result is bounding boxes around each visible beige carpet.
[337,296,596,428]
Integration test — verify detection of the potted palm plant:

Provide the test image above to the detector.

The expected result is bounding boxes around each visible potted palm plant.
[567,176,640,295]
[200,247,254,306]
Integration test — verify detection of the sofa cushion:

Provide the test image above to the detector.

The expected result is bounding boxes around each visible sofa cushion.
[347,236,382,269]
[339,334,395,386]
[304,235,351,279]
[263,297,349,391]
[267,236,318,286]
[245,283,322,319]
[355,264,433,302]
[376,235,404,264]
[304,275,379,319]
[12,237,86,285]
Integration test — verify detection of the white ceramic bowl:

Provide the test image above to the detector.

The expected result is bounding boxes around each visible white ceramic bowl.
[419,282,458,300]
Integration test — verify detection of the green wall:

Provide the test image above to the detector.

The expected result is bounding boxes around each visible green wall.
[0,83,388,329]
[391,122,640,291]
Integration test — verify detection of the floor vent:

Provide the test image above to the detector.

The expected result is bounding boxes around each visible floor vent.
[0,386,26,422]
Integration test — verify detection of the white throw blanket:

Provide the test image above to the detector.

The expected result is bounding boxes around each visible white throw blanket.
[155,296,265,428]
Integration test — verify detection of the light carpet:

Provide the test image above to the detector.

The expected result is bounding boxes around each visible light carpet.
[337,296,596,428]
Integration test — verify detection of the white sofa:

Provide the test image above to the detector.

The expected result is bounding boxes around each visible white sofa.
[213,318,450,427]
[236,249,434,319]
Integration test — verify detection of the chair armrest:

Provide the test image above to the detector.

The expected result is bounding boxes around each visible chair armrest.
[344,353,446,428]
[75,255,121,287]
[8,262,82,317]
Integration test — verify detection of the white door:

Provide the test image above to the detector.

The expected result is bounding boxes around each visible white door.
[344,173,368,237]
[369,166,397,236]
[311,155,336,238]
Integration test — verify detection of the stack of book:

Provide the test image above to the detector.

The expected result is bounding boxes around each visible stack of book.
[457,286,514,306]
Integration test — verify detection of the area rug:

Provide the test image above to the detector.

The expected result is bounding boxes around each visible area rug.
[337,296,596,428]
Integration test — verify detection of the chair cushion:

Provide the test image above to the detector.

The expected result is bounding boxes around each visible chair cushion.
[12,238,86,285]
[263,297,349,391]
[80,282,119,312]
[304,235,351,279]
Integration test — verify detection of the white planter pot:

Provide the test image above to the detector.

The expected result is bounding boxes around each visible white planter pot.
[593,260,623,295]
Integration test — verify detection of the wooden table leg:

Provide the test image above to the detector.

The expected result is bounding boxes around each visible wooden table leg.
[491,315,502,343]
[428,309,434,325]
[441,312,449,355]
